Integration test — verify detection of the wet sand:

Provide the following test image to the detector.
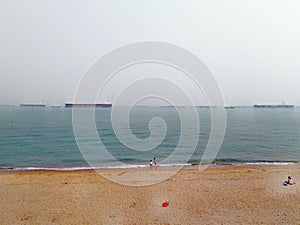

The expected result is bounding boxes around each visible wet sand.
[0,167,299,224]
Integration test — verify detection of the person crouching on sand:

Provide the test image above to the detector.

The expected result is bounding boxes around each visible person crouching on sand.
[283,176,295,186]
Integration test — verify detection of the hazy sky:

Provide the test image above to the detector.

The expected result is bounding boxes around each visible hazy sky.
[0,0,299,106]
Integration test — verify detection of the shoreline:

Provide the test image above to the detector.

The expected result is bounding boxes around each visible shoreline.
[0,162,299,174]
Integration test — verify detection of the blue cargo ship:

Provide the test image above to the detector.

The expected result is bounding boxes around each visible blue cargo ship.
[254,102,294,108]
[65,101,112,108]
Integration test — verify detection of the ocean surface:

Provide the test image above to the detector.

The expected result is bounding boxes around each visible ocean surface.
[0,106,299,170]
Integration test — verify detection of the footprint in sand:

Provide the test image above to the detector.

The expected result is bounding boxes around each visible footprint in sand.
[129,202,136,208]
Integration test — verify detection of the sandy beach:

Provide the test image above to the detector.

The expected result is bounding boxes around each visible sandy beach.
[0,166,299,225]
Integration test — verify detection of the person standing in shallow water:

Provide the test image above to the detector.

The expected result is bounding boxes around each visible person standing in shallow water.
[150,160,153,167]
[153,157,157,167]
[152,157,157,169]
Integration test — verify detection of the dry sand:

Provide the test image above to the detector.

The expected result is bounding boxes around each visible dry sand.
[0,167,299,225]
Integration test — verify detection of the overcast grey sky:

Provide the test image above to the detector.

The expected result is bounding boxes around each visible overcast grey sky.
[0,0,299,106]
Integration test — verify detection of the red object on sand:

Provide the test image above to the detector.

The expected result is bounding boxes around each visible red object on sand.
[162,201,169,207]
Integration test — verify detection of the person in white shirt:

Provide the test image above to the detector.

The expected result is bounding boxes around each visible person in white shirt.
[283,176,295,186]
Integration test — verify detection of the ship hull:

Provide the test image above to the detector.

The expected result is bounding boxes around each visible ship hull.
[20,104,46,107]
[254,104,294,108]
[64,103,112,108]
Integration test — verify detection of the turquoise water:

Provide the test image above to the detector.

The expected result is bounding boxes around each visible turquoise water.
[0,106,299,169]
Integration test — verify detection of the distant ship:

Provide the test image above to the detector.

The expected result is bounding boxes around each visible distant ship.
[20,103,46,107]
[51,105,61,108]
[64,101,112,108]
[225,106,235,109]
[254,102,294,108]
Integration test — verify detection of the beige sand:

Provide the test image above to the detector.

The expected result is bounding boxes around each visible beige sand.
[0,167,299,225]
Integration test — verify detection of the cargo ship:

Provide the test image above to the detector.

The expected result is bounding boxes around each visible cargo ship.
[64,101,112,108]
[20,103,46,107]
[254,102,294,108]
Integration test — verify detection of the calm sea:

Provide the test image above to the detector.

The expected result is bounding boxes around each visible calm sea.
[0,106,299,170]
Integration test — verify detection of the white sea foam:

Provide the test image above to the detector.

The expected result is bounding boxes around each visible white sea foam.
[243,162,296,166]
[3,161,297,172]
[8,163,194,171]
[13,167,95,171]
